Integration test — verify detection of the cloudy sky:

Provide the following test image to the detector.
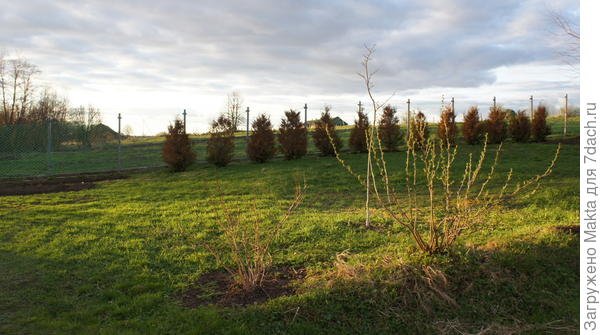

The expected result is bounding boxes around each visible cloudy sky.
[0,0,579,134]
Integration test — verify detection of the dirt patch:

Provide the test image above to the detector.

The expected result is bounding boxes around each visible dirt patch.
[181,266,306,308]
[0,171,128,196]
[553,225,579,234]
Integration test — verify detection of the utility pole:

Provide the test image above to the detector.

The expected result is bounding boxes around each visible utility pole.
[246,107,250,140]
[183,109,187,134]
[304,103,308,127]
[530,95,534,119]
[564,93,568,137]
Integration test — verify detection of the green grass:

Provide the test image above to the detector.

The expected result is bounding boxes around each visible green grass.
[0,127,579,334]
[0,117,577,178]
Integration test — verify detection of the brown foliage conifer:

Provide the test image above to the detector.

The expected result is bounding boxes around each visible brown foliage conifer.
[531,105,551,142]
[312,107,342,156]
[349,110,369,152]
[462,106,482,145]
[278,110,307,160]
[408,111,429,149]
[378,105,402,151]
[485,106,508,144]
[206,115,235,167]
[509,110,531,143]
[438,105,457,145]
[162,119,196,172]
[246,114,276,163]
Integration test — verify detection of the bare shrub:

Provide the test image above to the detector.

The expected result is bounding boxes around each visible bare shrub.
[313,107,342,156]
[532,105,551,142]
[378,105,402,151]
[162,118,196,171]
[206,115,235,167]
[462,106,482,145]
[349,110,369,153]
[437,105,457,145]
[278,109,307,160]
[331,47,560,255]
[205,184,305,292]
[484,106,507,144]
[246,113,276,163]
[509,110,531,143]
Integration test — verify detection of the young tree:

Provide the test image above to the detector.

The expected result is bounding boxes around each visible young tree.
[349,110,369,153]
[225,91,244,132]
[438,105,457,145]
[462,106,482,145]
[485,105,507,144]
[408,111,429,149]
[531,105,551,142]
[246,114,276,163]
[509,110,531,143]
[278,109,307,160]
[312,106,342,156]
[162,119,196,172]
[207,115,235,167]
[378,105,401,151]
[68,105,102,148]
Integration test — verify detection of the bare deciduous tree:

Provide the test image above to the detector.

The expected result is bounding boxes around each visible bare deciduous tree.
[0,54,40,125]
[225,91,244,132]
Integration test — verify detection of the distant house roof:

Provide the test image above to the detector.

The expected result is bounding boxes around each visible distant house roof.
[332,116,348,126]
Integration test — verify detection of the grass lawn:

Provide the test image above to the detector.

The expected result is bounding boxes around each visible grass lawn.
[0,119,579,334]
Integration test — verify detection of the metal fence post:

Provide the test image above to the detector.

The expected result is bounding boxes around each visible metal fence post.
[564,93,568,137]
[246,107,250,140]
[183,109,187,134]
[46,118,52,174]
[118,113,122,171]
[530,95,534,119]
[493,96,496,109]
[451,97,455,114]
[304,103,308,127]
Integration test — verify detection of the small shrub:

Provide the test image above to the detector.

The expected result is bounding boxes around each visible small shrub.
[509,110,531,143]
[312,107,342,156]
[378,105,402,151]
[278,110,307,160]
[349,110,369,153]
[246,114,276,163]
[205,184,305,292]
[462,106,482,145]
[437,105,457,145]
[408,111,429,150]
[532,105,551,142]
[206,115,235,167]
[162,119,196,172]
[485,105,507,144]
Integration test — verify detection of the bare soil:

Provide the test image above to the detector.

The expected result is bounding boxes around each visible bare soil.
[0,171,128,196]
[181,266,306,308]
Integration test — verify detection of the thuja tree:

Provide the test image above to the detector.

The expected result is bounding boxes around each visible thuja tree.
[331,46,560,254]
[313,107,342,156]
[438,105,457,145]
[349,110,369,153]
[462,106,482,145]
[378,105,402,151]
[485,106,508,144]
[247,114,276,163]
[162,119,196,172]
[278,110,307,160]
[408,111,429,150]
[509,110,531,143]
[532,105,551,142]
[206,115,235,167]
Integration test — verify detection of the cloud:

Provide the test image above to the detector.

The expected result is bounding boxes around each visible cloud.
[0,0,579,134]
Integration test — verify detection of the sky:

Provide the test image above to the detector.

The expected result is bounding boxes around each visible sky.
[0,0,580,135]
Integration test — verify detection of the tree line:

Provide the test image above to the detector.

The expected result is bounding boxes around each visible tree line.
[162,102,554,172]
